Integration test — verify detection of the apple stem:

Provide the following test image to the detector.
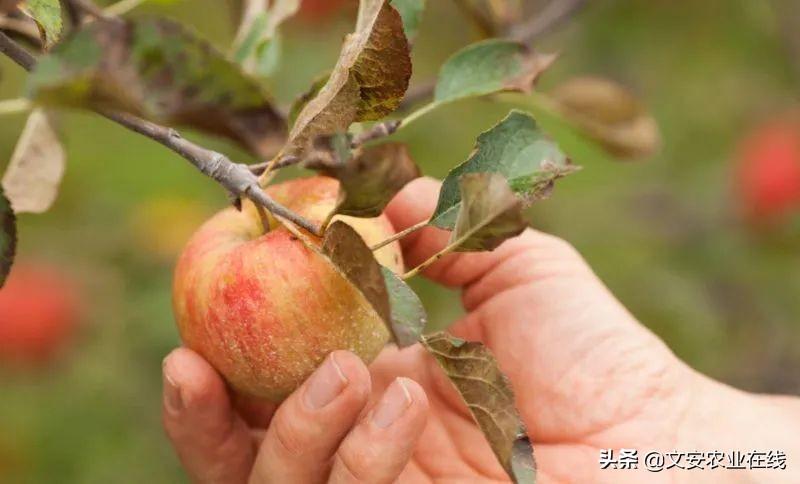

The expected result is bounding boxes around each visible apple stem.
[370,219,428,251]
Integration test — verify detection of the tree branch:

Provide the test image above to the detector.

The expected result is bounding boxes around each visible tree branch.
[508,0,587,44]
[0,30,321,236]
[0,30,36,70]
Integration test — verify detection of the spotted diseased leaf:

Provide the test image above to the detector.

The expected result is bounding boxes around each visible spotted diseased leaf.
[449,173,526,252]
[381,266,426,347]
[20,0,61,48]
[316,142,420,217]
[287,0,411,155]
[0,187,16,288]
[431,110,576,229]
[434,39,556,105]
[390,0,425,43]
[422,332,536,483]
[26,18,287,157]
[549,76,661,160]
[2,109,65,214]
[232,0,300,78]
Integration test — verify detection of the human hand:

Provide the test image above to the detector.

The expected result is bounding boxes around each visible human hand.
[163,178,800,483]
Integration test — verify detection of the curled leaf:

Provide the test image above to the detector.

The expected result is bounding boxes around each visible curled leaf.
[421,332,536,483]
[431,110,576,229]
[435,39,556,104]
[20,0,61,48]
[27,18,287,157]
[287,0,411,154]
[549,76,661,160]
[316,142,420,217]
[2,109,65,214]
[450,172,526,252]
[381,266,426,346]
[0,187,16,288]
[321,220,391,325]
[288,71,330,128]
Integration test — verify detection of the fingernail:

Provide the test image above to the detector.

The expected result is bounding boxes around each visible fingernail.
[304,353,348,410]
[372,378,412,428]
[163,358,183,415]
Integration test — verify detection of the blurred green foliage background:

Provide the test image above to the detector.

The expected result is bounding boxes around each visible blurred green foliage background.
[1,0,799,481]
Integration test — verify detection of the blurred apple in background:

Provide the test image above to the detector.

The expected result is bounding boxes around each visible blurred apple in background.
[735,112,800,227]
[129,196,212,261]
[299,0,354,20]
[0,262,83,368]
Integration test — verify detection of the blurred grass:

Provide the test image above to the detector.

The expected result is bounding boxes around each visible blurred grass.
[1,0,799,481]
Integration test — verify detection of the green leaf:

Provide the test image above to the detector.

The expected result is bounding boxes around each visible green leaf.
[316,142,420,217]
[431,110,576,229]
[450,172,526,252]
[27,18,287,158]
[436,39,555,104]
[390,0,425,43]
[20,0,62,48]
[287,0,411,155]
[232,0,300,78]
[381,266,426,347]
[1,109,65,214]
[548,76,661,160]
[0,187,17,288]
[421,332,536,484]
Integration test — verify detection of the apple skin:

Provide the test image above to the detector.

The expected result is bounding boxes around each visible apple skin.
[736,114,800,224]
[173,176,403,401]
[0,262,82,367]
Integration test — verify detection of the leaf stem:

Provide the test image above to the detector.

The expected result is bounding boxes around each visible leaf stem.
[397,101,440,132]
[370,219,428,251]
[0,98,32,115]
[402,237,459,280]
[0,31,322,237]
[104,0,147,16]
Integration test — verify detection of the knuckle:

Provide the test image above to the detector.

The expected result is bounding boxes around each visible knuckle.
[271,411,315,459]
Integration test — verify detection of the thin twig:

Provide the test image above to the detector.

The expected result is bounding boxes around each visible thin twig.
[452,0,496,38]
[0,30,321,236]
[0,30,36,70]
[248,154,300,175]
[508,0,587,44]
[0,98,31,115]
[370,219,428,251]
[0,15,41,45]
[351,120,401,147]
[104,0,146,16]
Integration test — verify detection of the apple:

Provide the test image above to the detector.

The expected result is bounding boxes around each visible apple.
[735,113,800,224]
[0,262,82,367]
[172,176,404,401]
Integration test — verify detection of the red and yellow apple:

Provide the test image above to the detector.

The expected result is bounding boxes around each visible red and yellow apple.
[0,262,82,367]
[172,176,403,401]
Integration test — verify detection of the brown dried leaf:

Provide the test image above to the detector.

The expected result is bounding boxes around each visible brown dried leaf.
[450,172,527,252]
[286,0,411,155]
[0,0,20,13]
[318,142,420,217]
[549,76,661,160]
[321,220,391,324]
[422,332,536,483]
[2,109,65,214]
